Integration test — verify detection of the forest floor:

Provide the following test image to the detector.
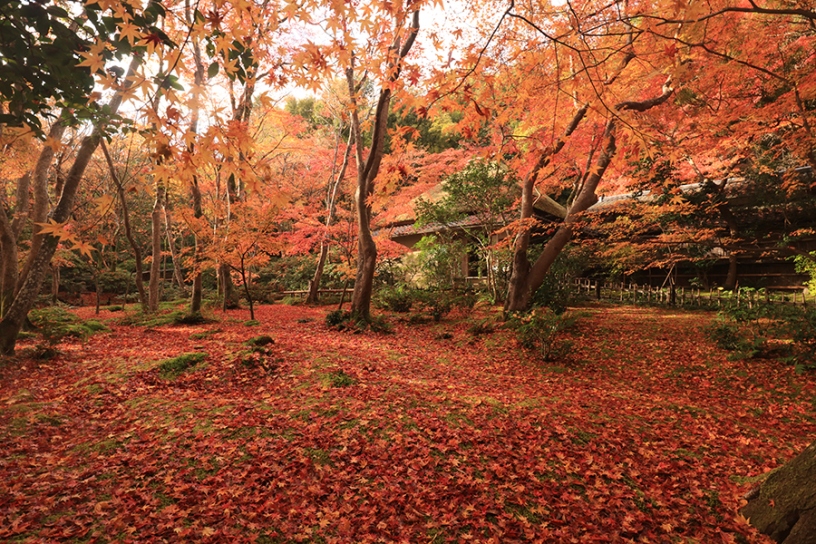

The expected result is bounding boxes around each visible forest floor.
[1,302,815,543]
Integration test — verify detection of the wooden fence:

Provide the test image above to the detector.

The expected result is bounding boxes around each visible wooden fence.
[572,279,811,309]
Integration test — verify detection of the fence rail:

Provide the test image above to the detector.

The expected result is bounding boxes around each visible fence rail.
[572,279,811,309]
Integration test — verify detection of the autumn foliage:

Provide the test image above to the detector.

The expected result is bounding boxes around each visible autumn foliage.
[1,303,814,541]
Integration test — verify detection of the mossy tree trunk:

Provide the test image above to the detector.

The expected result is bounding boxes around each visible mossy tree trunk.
[741,441,816,543]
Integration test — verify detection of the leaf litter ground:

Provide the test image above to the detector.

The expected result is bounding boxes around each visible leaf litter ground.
[1,303,814,542]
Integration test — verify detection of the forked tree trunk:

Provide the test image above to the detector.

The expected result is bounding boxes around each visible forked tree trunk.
[505,105,588,313]
[0,56,140,355]
[505,82,673,312]
[741,440,816,543]
[347,10,419,321]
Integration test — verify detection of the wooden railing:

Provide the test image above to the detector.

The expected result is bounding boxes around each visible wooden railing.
[573,278,810,308]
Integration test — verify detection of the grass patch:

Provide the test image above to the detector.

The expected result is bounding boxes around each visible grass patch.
[157,352,207,379]
[319,370,356,388]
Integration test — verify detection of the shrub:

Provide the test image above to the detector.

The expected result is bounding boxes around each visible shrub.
[236,338,276,373]
[325,310,392,333]
[705,318,746,351]
[376,285,414,313]
[29,307,109,346]
[509,308,577,361]
[320,370,356,388]
[174,312,211,325]
[157,352,207,379]
[245,335,275,347]
[325,310,349,328]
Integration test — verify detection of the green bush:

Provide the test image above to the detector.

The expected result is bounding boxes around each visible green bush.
[320,370,356,388]
[705,318,746,351]
[29,307,109,346]
[529,246,590,314]
[376,285,414,313]
[418,289,453,322]
[325,310,392,333]
[157,352,207,379]
[509,308,577,361]
[245,335,275,347]
[325,310,349,328]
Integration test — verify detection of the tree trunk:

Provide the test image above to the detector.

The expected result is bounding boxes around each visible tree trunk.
[347,10,419,321]
[149,182,165,312]
[51,264,60,305]
[190,180,204,313]
[220,262,238,310]
[186,0,206,315]
[505,80,673,312]
[0,209,17,318]
[505,105,587,313]
[507,119,618,311]
[307,131,352,304]
[0,56,140,356]
[16,120,67,294]
[741,441,816,543]
[164,205,185,290]
[725,253,738,290]
[100,140,148,312]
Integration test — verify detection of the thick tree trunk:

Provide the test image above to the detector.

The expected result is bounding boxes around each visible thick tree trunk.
[51,264,60,305]
[190,179,204,314]
[0,209,18,318]
[0,57,139,355]
[505,80,673,312]
[506,120,617,311]
[186,0,206,315]
[16,120,67,293]
[725,253,738,290]
[220,262,238,310]
[741,441,816,543]
[163,205,185,290]
[505,105,587,313]
[719,202,740,290]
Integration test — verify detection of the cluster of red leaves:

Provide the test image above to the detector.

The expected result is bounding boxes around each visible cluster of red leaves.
[1,304,814,542]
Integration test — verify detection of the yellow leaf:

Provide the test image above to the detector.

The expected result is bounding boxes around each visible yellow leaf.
[35,219,71,241]
[72,240,95,259]
[93,195,115,216]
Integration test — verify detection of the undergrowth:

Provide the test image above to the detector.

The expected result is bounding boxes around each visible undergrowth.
[157,352,208,379]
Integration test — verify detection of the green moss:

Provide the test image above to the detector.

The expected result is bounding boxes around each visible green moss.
[157,352,207,379]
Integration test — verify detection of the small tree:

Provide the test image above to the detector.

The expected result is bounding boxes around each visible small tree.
[415,160,517,302]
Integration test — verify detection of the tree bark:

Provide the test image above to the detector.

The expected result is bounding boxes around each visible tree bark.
[741,441,816,544]
[505,81,674,312]
[0,56,140,355]
[149,180,165,312]
[347,10,419,321]
[100,140,148,312]
[16,120,67,294]
[164,205,185,290]
[505,105,588,313]
[186,0,206,315]
[0,207,18,318]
